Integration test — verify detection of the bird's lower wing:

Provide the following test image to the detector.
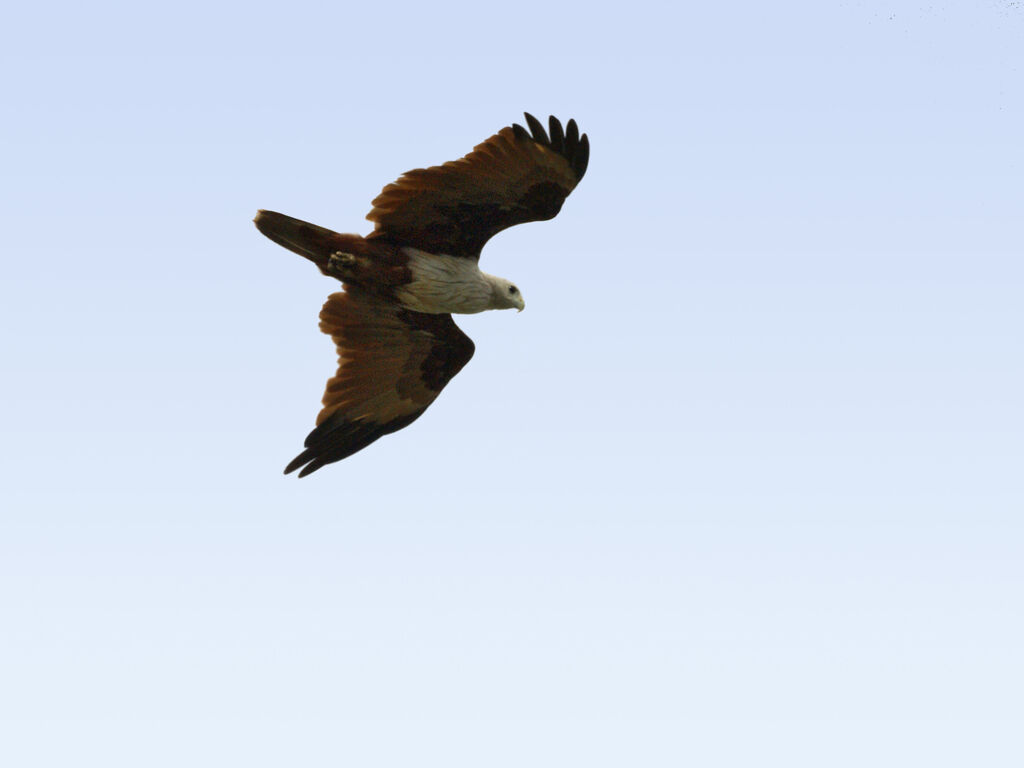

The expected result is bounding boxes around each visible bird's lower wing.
[285,288,475,477]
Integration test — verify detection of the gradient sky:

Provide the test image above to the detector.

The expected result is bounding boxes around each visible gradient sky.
[2,1,1023,766]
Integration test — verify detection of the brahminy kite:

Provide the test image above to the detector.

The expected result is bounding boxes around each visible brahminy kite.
[255,113,589,476]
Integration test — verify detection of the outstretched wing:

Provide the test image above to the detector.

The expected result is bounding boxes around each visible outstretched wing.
[365,113,589,259]
[286,288,475,477]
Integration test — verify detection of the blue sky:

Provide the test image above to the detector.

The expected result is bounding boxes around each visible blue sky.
[2,1,1023,766]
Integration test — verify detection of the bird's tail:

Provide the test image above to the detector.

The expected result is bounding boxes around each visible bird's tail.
[254,210,362,276]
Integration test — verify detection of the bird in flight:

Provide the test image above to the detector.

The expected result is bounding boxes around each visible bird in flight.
[255,113,589,476]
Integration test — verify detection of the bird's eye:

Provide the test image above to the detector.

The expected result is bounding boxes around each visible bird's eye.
[509,286,518,294]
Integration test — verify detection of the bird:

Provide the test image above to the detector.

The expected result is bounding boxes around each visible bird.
[254,113,589,476]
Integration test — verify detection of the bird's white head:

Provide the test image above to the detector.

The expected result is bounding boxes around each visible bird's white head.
[487,274,526,312]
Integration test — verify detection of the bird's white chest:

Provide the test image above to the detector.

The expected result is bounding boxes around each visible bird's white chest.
[394,248,494,314]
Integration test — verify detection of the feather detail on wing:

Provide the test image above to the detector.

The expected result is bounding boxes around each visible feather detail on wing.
[285,287,475,477]
[365,113,589,259]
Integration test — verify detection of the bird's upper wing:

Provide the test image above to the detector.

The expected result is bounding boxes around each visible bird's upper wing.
[365,113,589,259]
[285,287,475,477]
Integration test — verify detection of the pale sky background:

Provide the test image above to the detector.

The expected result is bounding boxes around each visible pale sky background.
[2,1,1023,766]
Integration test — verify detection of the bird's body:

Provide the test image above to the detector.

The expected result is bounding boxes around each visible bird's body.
[394,248,519,315]
[255,113,589,476]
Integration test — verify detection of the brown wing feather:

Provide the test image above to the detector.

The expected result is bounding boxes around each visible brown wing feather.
[285,288,475,477]
[365,113,589,259]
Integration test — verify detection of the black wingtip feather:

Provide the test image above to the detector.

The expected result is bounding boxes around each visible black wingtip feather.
[564,119,580,159]
[285,411,428,477]
[523,112,549,145]
[284,449,314,475]
[548,116,564,152]
[516,113,588,183]
[297,460,325,478]
[576,133,590,179]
